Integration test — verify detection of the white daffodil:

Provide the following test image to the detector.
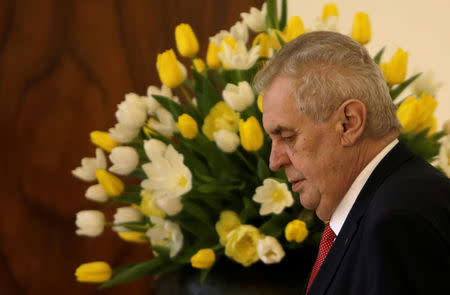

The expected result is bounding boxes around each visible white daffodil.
[438,135,450,177]
[146,216,183,258]
[141,144,192,197]
[146,84,180,115]
[115,93,148,129]
[309,16,339,32]
[75,210,105,237]
[72,148,107,182]
[108,146,139,175]
[213,129,240,153]
[230,21,249,44]
[411,70,443,97]
[108,122,140,143]
[222,81,255,111]
[149,108,177,137]
[253,178,294,215]
[85,184,108,203]
[113,206,144,232]
[219,41,260,70]
[257,236,285,264]
[240,3,267,33]
[210,30,231,46]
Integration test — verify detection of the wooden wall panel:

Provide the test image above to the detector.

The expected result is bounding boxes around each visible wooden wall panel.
[0,0,264,294]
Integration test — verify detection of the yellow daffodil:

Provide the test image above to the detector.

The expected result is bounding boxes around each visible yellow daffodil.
[75,261,112,283]
[118,232,148,244]
[175,23,199,58]
[202,102,240,141]
[176,114,199,139]
[215,210,241,245]
[351,12,371,45]
[225,225,262,267]
[156,49,186,88]
[90,131,120,152]
[239,116,264,151]
[193,58,206,73]
[283,16,304,42]
[190,248,216,269]
[397,92,437,136]
[206,42,221,69]
[380,48,408,85]
[252,33,271,58]
[285,219,309,243]
[322,3,338,20]
[95,169,124,197]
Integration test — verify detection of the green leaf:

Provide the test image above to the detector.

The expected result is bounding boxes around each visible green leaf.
[274,30,286,47]
[193,70,221,117]
[373,47,385,64]
[114,192,142,205]
[113,221,148,232]
[200,268,212,283]
[265,0,279,29]
[389,73,421,100]
[399,130,443,161]
[259,212,291,237]
[152,94,189,121]
[183,200,212,225]
[124,184,142,192]
[279,0,288,30]
[240,196,259,224]
[100,256,169,289]
[257,157,271,180]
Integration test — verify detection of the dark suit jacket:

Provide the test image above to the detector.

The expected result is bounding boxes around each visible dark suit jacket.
[305,142,450,295]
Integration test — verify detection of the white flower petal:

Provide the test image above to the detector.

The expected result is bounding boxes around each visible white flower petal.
[85,184,108,203]
[109,146,139,175]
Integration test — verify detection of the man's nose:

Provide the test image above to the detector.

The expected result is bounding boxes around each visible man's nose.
[269,141,289,171]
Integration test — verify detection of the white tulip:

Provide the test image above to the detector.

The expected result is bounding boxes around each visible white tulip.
[438,135,450,177]
[146,85,180,115]
[213,129,240,153]
[309,16,339,32]
[210,30,231,46]
[108,146,139,175]
[72,148,107,182]
[113,206,144,232]
[253,178,294,215]
[115,93,148,129]
[411,70,443,97]
[108,122,140,143]
[154,193,183,216]
[146,216,183,258]
[149,108,177,137]
[144,139,167,160]
[240,3,267,33]
[257,236,285,264]
[85,184,108,203]
[75,210,105,237]
[219,41,259,70]
[230,21,248,44]
[223,81,255,111]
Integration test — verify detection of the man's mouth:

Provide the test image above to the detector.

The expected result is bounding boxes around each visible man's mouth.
[290,178,306,191]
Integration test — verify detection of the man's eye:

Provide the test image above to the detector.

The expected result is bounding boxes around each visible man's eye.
[281,135,296,142]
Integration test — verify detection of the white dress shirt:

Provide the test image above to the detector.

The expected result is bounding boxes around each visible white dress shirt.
[329,139,399,236]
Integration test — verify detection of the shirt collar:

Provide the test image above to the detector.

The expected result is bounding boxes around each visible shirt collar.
[329,139,399,236]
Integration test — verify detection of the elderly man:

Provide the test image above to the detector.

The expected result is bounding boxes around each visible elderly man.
[254,31,450,295]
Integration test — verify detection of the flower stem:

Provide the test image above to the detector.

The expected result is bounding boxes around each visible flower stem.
[236,150,256,171]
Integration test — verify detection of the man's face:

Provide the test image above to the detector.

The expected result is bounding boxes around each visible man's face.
[262,76,347,221]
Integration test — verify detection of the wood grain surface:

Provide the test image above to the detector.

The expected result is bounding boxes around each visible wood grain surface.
[0,1,263,294]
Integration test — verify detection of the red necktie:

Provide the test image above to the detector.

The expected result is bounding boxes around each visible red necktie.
[306,223,336,294]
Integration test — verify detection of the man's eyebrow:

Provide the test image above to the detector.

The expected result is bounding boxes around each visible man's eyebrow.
[271,125,296,135]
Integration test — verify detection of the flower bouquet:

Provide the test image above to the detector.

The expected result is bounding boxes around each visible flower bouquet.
[72,0,449,289]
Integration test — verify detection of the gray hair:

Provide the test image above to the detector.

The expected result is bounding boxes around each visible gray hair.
[253,31,401,138]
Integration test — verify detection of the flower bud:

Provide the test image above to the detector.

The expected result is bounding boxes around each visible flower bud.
[75,261,112,283]
[283,16,304,42]
[95,169,124,197]
[175,23,199,58]
[118,232,148,244]
[176,114,199,139]
[215,210,241,245]
[397,92,437,136]
[191,248,216,269]
[113,206,144,232]
[193,58,206,73]
[239,116,264,151]
[75,210,105,237]
[85,184,108,203]
[90,131,120,152]
[109,146,139,175]
[285,219,309,243]
[156,49,185,88]
[222,81,255,112]
[252,33,271,58]
[213,129,240,153]
[380,48,408,85]
[322,3,338,20]
[351,12,371,45]
[206,42,221,70]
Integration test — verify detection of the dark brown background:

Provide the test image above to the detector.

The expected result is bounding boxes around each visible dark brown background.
[0,0,263,294]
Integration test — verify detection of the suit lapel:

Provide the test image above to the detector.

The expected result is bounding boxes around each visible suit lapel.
[306,142,414,295]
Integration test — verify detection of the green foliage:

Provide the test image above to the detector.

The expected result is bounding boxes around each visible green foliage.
[390,73,421,100]
[399,130,444,161]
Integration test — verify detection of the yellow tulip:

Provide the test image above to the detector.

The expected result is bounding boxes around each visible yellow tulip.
[215,210,241,245]
[322,3,339,20]
[380,48,408,85]
[95,169,124,197]
[268,29,285,50]
[156,49,185,88]
[257,92,264,113]
[285,219,309,243]
[239,116,264,152]
[206,42,221,70]
[90,131,120,152]
[283,16,304,42]
[202,102,240,141]
[140,190,166,218]
[190,248,216,269]
[351,12,371,45]
[225,225,261,267]
[75,261,112,283]
[397,92,437,136]
[252,33,271,58]
[175,23,199,58]
[193,58,206,73]
[176,114,199,139]
[118,232,148,244]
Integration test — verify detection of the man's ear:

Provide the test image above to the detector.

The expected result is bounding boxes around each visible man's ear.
[334,99,366,146]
